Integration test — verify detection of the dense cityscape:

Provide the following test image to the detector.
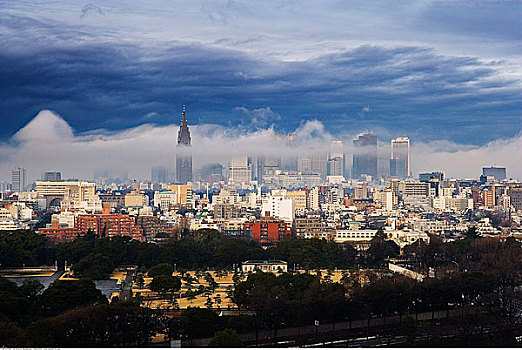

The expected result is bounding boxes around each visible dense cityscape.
[1,1,521,348]
[1,107,521,347]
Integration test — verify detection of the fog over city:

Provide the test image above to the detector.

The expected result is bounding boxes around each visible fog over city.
[1,109,520,183]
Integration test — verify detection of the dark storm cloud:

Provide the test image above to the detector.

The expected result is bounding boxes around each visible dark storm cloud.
[0,13,520,144]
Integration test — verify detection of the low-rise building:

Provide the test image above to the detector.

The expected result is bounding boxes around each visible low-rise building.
[241,260,288,273]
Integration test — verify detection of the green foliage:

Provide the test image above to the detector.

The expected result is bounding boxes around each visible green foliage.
[213,238,266,267]
[0,230,49,267]
[73,253,114,280]
[208,328,244,347]
[26,303,159,347]
[194,228,222,243]
[365,230,400,267]
[357,275,414,318]
[0,321,25,347]
[147,263,174,278]
[267,237,356,269]
[233,271,348,328]
[464,226,479,238]
[149,275,181,300]
[0,277,31,325]
[39,279,107,316]
[135,274,145,288]
[179,308,222,339]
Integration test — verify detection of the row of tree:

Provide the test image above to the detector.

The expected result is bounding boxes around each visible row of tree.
[0,228,400,280]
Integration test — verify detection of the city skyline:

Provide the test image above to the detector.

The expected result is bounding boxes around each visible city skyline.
[1,2,521,347]
[1,108,520,183]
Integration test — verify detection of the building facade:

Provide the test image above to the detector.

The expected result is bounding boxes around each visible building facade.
[176,105,193,183]
[390,137,410,178]
[352,133,377,179]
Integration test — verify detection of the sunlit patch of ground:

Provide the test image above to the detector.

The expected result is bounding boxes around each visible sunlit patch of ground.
[133,269,351,310]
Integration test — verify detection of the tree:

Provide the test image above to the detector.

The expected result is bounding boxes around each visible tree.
[365,229,400,267]
[205,296,214,309]
[0,230,49,267]
[135,274,145,289]
[0,277,32,325]
[39,279,107,316]
[214,294,222,309]
[185,290,196,304]
[208,328,244,347]
[26,303,159,347]
[149,275,181,302]
[73,253,114,280]
[147,263,174,278]
[179,308,223,339]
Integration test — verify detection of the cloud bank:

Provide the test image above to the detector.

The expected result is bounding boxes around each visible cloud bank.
[0,1,520,146]
[1,110,520,183]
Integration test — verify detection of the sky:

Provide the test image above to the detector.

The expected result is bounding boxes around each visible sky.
[0,1,521,181]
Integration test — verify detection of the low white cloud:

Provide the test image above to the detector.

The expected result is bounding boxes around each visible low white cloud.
[0,110,520,182]
[411,135,522,179]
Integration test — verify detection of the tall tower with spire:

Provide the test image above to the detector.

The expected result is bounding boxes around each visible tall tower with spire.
[176,105,193,183]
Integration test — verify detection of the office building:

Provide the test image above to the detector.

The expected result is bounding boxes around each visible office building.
[176,105,193,183]
[482,166,506,181]
[419,171,445,183]
[244,217,289,243]
[256,155,280,181]
[199,163,223,182]
[390,137,410,178]
[44,171,62,182]
[165,184,193,208]
[36,180,101,211]
[352,133,377,179]
[151,166,168,184]
[261,189,295,223]
[229,155,251,184]
[12,167,27,192]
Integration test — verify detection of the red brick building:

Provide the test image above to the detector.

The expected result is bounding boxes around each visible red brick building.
[244,217,290,244]
[39,205,145,244]
[39,221,81,244]
[76,213,144,241]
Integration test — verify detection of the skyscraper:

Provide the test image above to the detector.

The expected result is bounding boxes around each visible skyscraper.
[390,137,410,178]
[328,140,345,177]
[352,132,377,179]
[482,166,506,180]
[151,166,168,183]
[176,105,193,183]
[229,155,251,184]
[12,167,27,192]
[44,171,62,182]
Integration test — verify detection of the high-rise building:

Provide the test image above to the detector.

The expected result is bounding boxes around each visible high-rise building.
[328,140,345,177]
[229,156,251,184]
[176,105,193,183]
[482,166,506,180]
[310,155,328,179]
[256,155,280,181]
[352,133,377,179]
[12,167,27,192]
[419,171,445,183]
[390,137,410,178]
[44,171,62,182]
[151,166,168,184]
[199,163,224,182]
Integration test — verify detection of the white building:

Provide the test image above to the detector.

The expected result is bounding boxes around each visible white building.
[261,189,295,223]
[0,208,19,230]
[36,181,102,213]
[229,155,251,184]
[374,190,393,211]
[242,260,288,273]
[153,190,177,210]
